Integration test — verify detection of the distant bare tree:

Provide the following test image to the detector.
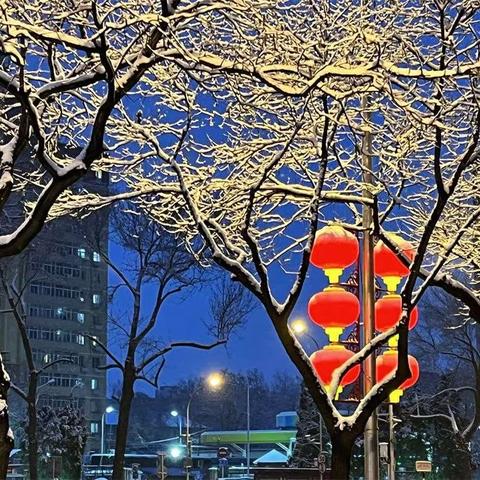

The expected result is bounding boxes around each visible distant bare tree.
[206,277,256,340]
[88,205,228,478]
[0,266,75,480]
[412,289,480,479]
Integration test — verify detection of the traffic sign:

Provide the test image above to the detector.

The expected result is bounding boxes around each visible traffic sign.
[218,447,229,459]
[416,460,432,472]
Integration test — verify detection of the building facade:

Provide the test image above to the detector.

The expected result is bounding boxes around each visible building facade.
[0,169,109,452]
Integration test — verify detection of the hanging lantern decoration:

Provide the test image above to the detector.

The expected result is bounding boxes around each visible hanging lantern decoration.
[310,345,361,398]
[376,350,419,403]
[308,287,360,342]
[310,225,359,283]
[375,294,419,346]
[374,234,415,293]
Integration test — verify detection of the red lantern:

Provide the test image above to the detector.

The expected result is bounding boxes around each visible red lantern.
[310,345,361,398]
[308,287,360,342]
[310,225,359,283]
[376,350,419,403]
[374,234,415,293]
[375,294,418,346]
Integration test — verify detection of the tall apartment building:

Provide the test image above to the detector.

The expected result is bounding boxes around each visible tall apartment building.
[0,168,109,452]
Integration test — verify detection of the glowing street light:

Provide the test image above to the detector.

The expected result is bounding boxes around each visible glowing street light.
[291,318,308,334]
[169,446,183,460]
[206,372,224,389]
[290,318,320,349]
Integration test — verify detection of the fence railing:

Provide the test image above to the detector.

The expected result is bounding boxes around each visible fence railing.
[82,464,143,480]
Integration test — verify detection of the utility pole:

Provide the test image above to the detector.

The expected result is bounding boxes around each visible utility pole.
[388,404,396,480]
[361,96,380,480]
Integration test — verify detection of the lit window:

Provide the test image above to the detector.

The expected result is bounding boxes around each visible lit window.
[77,248,86,259]
[92,294,101,305]
[95,170,102,179]
[92,251,101,263]
[90,421,99,434]
[78,335,85,345]
[91,378,98,390]
[77,312,85,324]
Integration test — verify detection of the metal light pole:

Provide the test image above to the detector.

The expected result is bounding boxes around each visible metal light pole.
[171,410,183,443]
[246,378,251,476]
[184,372,224,480]
[101,406,115,455]
[186,397,193,480]
[361,96,379,480]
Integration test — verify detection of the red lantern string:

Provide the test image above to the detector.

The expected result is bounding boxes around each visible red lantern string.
[304,226,420,405]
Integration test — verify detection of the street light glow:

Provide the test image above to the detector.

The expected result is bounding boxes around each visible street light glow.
[207,372,224,389]
[170,446,182,459]
[105,406,115,414]
[291,318,307,334]
[170,410,179,417]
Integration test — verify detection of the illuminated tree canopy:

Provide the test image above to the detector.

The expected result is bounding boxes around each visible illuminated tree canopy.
[2,1,480,478]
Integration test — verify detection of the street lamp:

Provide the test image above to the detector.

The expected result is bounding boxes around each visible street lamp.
[38,378,55,390]
[101,406,115,455]
[170,410,183,442]
[169,446,183,460]
[35,378,55,406]
[291,318,307,335]
[289,318,321,350]
[185,372,224,480]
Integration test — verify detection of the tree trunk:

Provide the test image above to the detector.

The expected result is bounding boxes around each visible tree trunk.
[27,374,38,480]
[0,355,13,480]
[456,436,473,480]
[330,434,354,480]
[112,365,135,480]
